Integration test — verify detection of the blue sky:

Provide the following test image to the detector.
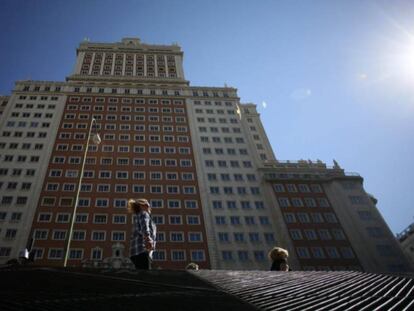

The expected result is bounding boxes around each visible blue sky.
[1,0,413,233]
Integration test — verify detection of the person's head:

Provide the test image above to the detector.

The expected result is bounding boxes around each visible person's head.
[185,262,199,270]
[268,247,289,261]
[127,198,151,214]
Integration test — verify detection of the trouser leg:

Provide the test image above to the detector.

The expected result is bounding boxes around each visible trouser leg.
[130,252,151,270]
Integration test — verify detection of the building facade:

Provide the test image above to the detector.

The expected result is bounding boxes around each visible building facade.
[398,223,414,268]
[0,38,411,272]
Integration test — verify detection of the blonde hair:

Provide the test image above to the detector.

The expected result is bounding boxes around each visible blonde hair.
[127,199,139,213]
[185,262,199,270]
[127,198,150,213]
[268,247,289,261]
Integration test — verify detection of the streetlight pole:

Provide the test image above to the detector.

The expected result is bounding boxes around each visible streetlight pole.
[63,118,101,267]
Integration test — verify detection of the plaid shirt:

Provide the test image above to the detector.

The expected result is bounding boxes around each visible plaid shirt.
[130,211,156,257]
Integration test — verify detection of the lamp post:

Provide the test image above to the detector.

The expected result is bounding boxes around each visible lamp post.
[63,118,101,267]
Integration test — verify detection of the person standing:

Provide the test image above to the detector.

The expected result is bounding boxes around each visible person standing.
[128,198,157,270]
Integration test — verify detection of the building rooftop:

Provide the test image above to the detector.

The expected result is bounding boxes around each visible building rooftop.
[1,266,413,310]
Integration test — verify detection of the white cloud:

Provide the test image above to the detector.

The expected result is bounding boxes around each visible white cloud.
[290,88,312,101]
[358,73,368,80]
[262,101,267,108]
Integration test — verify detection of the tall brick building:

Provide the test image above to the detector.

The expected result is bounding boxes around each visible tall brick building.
[0,38,411,272]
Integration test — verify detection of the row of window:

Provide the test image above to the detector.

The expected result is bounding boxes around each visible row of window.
[37,213,200,225]
[210,186,260,195]
[273,183,323,193]
[0,212,22,222]
[65,114,185,123]
[217,232,275,243]
[52,156,193,167]
[203,148,248,156]
[221,250,267,261]
[0,131,48,139]
[61,135,190,144]
[48,170,195,181]
[205,160,252,168]
[1,141,47,150]
[212,200,265,210]
[9,112,53,119]
[80,69,177,78]
[0,182,32,191]
[16,94,59,101]
[289,228,347,241]
[40,197,199,209]
[57,145,192,156]
[296,246,355,259]
[193,99,235,107]
[214,215,268,226]
[200,135,245,143]
[68,97,183,106]
[207,173,256,182]
[41,197,198,208]
[1,196,28,205]
[0,155,41,163]
[33,229,204,243]
[0,168,36,177]
[195,109,236,115]
[277,197,330,208]
[283,212,338,224]
[3,121,50,129]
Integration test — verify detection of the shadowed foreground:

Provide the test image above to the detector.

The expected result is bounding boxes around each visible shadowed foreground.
[1,266,413,310]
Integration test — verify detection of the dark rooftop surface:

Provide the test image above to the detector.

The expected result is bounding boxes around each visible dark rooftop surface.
[1,266,414,311]
[193,270,414,311]
[0,266,255,311]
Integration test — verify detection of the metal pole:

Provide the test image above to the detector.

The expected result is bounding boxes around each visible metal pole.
[63,118,96,267]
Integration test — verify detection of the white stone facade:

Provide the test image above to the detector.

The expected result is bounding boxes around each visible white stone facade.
[0,82,66,262]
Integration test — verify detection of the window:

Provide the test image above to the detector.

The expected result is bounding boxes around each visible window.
[290,229,303,240]
[304,229,318,240]
[318,229,332,240]
[310,184,323,193]
[187,216,200,225]
[283,213,296,223]
[332,229,346,240]
[264,233,275,243]
[112,231,125,241]
[278,198,290,208]
[222,251,233,261]
[253,251,265,261]
[292,198,304,207]
[304,198,317,208]
[249,232,260,242]
[170,232,184,242]
[191,250,205,262]
[93,214,107,224]
[171,250,186,261]
[234,232,244,242]
[273,184,285,192]
[169,215,182,225]
[326,247,340,259]
[296,247,310,258]
[48,249,63,259]
[245,216,255,225]
[5,229,17,239]
[311,247,325,258]
[215,216,226,225]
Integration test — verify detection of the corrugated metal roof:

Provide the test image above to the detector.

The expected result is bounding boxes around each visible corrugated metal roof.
[192,270,414,310]
[1,266,413,310]
[0,267,255,311]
